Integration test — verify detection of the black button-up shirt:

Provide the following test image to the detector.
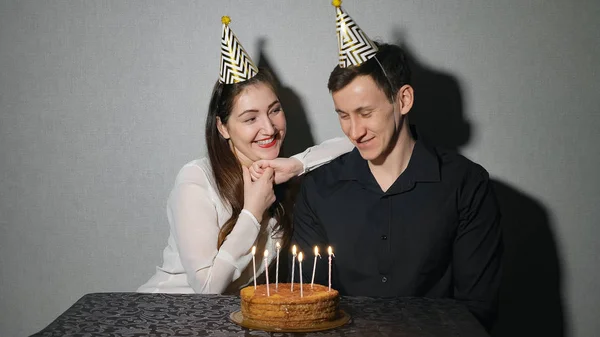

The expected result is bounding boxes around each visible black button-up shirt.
[292,140,502,329]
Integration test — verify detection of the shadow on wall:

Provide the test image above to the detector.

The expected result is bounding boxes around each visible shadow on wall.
[491,180,565,337]
[256,38,316,157]
[396,34,566,337]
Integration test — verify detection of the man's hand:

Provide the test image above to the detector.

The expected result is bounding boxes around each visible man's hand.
[249,158,304,184]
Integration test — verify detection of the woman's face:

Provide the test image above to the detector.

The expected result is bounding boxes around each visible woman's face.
[217,82,286,167]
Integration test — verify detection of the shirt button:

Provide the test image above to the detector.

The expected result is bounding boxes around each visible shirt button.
[381,235,388,240]
[382,276,388,283]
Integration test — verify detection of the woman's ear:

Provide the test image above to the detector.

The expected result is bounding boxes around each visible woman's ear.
[216,116,230,140]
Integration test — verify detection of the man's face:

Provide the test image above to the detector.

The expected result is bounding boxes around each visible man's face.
[332,75,400,162]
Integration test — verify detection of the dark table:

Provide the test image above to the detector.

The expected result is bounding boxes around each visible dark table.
[32,293,488,336]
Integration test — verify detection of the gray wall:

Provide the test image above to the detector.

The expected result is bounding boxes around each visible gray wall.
[1,1,598,336]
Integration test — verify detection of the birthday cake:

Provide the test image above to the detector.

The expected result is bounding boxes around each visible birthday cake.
[240,283,340,329]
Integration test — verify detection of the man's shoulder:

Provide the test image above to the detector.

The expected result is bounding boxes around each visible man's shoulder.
[435,147,490,183]
[302,151,353,186]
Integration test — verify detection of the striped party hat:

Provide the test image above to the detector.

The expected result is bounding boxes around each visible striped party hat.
[219,16,258,84]
[332,0,378,68]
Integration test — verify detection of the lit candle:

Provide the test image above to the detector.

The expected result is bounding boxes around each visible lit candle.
[264,249,270,297]
[311,246,320,289]
[291,245,297,292]
[275,241,281,291]
[328,246,334,292]
[251,246,257,289]
[298,252,304,298]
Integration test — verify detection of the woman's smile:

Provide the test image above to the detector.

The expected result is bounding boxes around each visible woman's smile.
[256,136,277,148]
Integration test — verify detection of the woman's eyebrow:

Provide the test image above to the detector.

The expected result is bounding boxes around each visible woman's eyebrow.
[238,100,280,117]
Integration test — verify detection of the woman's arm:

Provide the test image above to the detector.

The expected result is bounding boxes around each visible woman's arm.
[291,136,354,175]
[168,165,261,294]
[250,136,354,183]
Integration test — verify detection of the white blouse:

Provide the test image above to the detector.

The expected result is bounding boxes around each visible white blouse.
[137,137,354,294]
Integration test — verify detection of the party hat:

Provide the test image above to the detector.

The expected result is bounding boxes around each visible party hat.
[219,16,258,84]
[332,0,378,68]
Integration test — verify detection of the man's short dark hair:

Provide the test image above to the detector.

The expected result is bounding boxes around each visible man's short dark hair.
[327,42,411,102]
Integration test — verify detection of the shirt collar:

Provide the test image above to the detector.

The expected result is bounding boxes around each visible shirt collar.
[338,139,441,193]
[400,140,441,183]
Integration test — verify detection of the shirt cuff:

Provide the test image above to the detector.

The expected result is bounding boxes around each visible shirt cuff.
[240,209,261,229]
[290,154,309,175]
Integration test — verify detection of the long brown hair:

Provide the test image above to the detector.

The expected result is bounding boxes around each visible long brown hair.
[205,68,292,249]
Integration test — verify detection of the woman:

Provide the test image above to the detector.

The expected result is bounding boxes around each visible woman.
[137,17,352,294]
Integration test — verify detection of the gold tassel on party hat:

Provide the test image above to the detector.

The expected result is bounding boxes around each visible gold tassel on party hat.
[332,0,378,68]
[219,16,258,84]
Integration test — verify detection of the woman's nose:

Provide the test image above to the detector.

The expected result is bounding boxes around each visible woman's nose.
[261,115,276,134]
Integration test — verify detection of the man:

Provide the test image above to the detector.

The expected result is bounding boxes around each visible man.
[293,40,502,330]
[291,5,502,328]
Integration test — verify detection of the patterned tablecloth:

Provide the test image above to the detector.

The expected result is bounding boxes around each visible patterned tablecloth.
[32,293,488,336]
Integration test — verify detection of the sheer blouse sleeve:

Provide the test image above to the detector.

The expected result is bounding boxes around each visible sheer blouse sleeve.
[167,164,260,294]
[291,136,354,175]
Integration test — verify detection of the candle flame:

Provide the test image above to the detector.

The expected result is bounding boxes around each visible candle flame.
[328,246,333,255]
[276,241,281,248]
[298,252,304,262]
[252,246,256,255]
[292,245,297,255]
[264,249,269,257]
[314,246,319,256]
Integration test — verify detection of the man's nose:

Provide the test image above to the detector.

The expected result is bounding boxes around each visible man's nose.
[349,117,365,140]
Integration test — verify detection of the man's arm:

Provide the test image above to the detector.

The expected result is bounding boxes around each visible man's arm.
[454,164,503,330]
[291,176,330,286]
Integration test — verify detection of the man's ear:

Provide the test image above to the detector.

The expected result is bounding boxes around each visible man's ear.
[216,117,230,140]
[395,84,414,116]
